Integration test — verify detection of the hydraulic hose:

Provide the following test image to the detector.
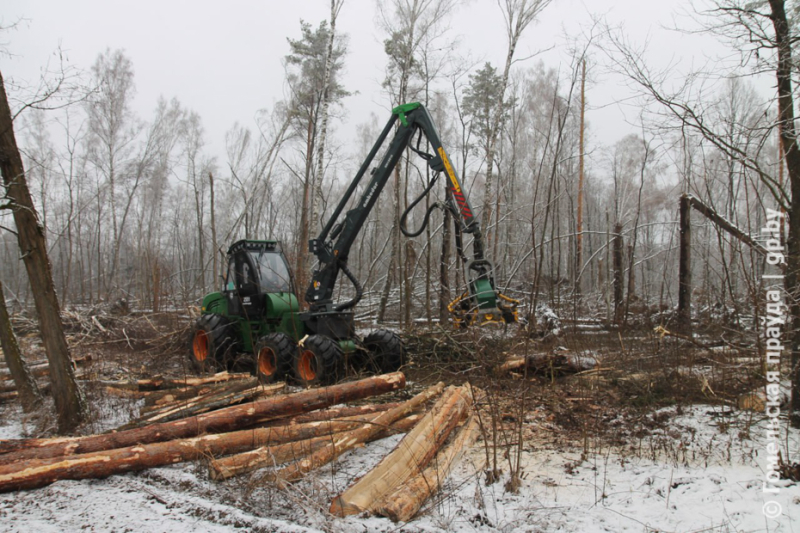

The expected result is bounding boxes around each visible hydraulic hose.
[400,173,441,238]
[334,261,364,312]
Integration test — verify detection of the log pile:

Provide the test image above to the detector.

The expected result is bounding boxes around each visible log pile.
[0,369,481,523]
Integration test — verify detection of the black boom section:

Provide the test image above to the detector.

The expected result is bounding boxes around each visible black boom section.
[304,103,497,318]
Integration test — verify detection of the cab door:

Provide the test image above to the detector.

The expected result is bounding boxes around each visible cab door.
[225,251,264,319]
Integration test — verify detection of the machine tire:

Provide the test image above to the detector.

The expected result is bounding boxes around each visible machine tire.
[292,335,342,387]
[254,333,294,384]
[362,329,405,373]
[189,314,237,374]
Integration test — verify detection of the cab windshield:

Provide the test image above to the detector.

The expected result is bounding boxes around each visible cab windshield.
[251,251,292,293]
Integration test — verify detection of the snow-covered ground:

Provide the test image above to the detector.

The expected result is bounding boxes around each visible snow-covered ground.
[0,404,797,532]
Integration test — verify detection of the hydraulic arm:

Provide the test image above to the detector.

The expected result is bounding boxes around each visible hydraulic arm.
[306,102,518,328]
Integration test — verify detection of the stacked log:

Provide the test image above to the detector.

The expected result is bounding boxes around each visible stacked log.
[115,379,284,430]
[267,382,446,486]
[209,413,424,480]
[0,373,407,492]
[374,415,481,521]
[330,384,473,517]
[0,372,405,465]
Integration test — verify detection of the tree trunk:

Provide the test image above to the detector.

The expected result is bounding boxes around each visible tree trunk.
[0,372,405,464]
[612,224,624,325]
[0,70,85,433]
[0,281,41,412]
[439,209,451,323]
[769,0,800,427]
[678,194,692,333]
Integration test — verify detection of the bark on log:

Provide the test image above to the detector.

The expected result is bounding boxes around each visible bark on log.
[142,381,232,408]
[267,383,445,486]
[258,402,401,428]
[98,371,251,392]
[0,372,405,464]
[329,384,472,517]
[496,353,598,375]
[209,413,423,480]
[0,412,425,493]
[0,356,92,383]
[374,414,480,522]
[102,386,148,399]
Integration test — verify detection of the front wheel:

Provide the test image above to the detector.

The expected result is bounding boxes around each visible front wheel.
[292,335,342,387]
[362,329,405,373]
[189,314,237,373]
[254,333,294,384]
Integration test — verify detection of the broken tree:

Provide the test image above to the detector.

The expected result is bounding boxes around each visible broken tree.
[0,70,85,432]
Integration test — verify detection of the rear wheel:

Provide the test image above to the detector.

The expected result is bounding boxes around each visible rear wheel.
[254,333,294,384]
[292,335,342,387]
[363,329,405,373]
[189,314,237,373]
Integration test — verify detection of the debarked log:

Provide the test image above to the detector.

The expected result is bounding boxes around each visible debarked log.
[374,414,480,522]
[267,382,446,486]
[209,412,424,480]
[329,384,473,517]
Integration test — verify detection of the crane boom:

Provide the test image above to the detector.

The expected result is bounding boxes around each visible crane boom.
[305,102,518,329]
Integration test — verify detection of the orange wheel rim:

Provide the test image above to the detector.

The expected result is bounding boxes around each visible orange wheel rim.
[258,347,277,376]
[298,350,317,381]
[193,330,209,361]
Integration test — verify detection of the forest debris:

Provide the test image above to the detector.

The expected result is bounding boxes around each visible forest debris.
[0,372,406,465]
[266,382,446,486]
[115,379,283,430]
[100,371,252,392]
[496,351,598,376]
[142,380,237,408]
[209,413,424,481]
[374,414,481,522]
[330,384,473,517]
[737,390,766,412]
[0,355,92,383]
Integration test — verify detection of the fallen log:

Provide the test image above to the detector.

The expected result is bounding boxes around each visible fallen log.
[258,402,401,428]
[0,411,424,493]
[496,352,598,375]
[0,355,92,383]
[115,378,266,430]
[0,382,51,403]
[209,413,424,480]
[374,414,481,522]
[100,371,252,392]
[102,386,148,399]
[0,372,405,465]
[264,382,445,486]
[330,384,472,517]
[142,380,235,408]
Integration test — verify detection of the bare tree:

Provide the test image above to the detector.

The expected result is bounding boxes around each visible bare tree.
[605,0,800,425]
[481,0,553,241]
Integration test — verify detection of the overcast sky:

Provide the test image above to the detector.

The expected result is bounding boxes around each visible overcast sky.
[4,0,752,168]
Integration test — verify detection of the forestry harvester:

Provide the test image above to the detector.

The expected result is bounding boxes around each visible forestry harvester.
[190,103,519,386]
